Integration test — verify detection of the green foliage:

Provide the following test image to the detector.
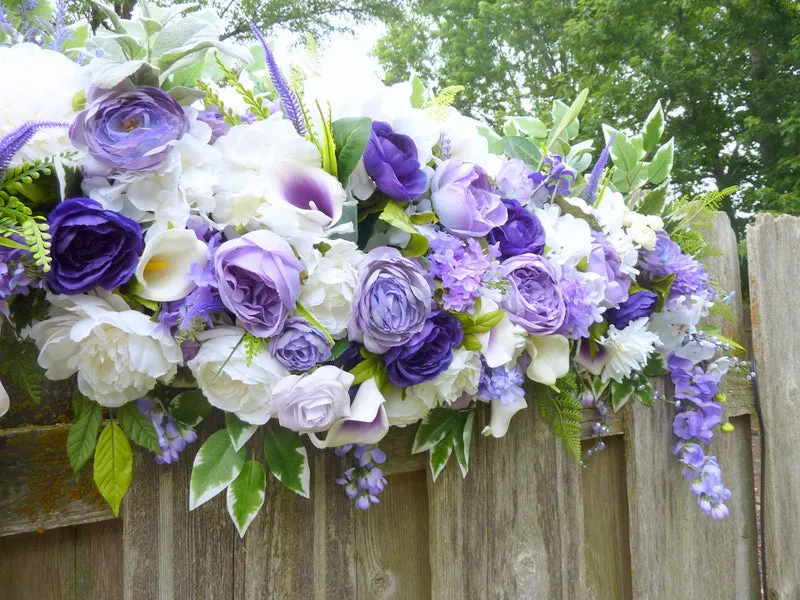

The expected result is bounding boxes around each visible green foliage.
[118,402,161,455]
[213,56,272,120]
[190,429,247,510]
[0,338,43,405]
[263,427,310,497]
[666,187,737,258]
[534,377,582,462]
[377,200,429,257]
[243,332,267,367]
[93,421,133,517]
[412,407,474,479]
[169,388,212,428]
[227,460,267,537]
[67,393,103,475]
[226,412,258,451]
[332,117,372,186]
[195,80,241,125]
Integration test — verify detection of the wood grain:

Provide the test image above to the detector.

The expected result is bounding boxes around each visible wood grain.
[748,213,800,599]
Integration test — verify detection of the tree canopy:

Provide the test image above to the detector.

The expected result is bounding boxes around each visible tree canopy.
[377,0,800,231]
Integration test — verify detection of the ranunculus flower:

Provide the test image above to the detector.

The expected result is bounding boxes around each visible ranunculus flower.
[47,197,142,294]
[271,366,353,432]
[215,230,303,337]
[501,254,566,335]
[363,120,428,202]
[70,83,189,174]
[29,292,181,407]
[384,310,463,387]
[430,159,507,237]
[269,317,333,371]
[349,246,434,354]
[134,228,208,302]
[487,199,545,259]
[188,327,288,424]
[605,290,658,329]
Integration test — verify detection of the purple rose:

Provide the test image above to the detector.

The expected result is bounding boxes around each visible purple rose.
[269,317,333,371]
[501,254,565,335]
[70,83,189,174]
[384,310,463,387]
[349,247,434,354]
[430,159,507,237]
[487,199,545,259]
[46,197,142,294]
[605,290,658,329]
[587,232,630,307]
[215,230,303,337]
[363,121,428,202]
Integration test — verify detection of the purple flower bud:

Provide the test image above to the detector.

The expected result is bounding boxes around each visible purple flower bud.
[269,317,332,371]
[363,121,428,202]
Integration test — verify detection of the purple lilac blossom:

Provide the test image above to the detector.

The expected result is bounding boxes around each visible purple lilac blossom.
[477,359,525,406]
[529,155,576,205]
[501,253,566,335]
[383,310,463,387]
[335,444,388,510]
[135,397,198,464]
[46,197,142,294]
[269,317,332,371]
[427,231,502,312]
[495,158,535,203]
[487,199,546,259]
[214,230,303,338]
[587,232,630,307]
[349,246,434,354]
[638,230,710,298]
[558,267,605,339]
[363,121,428,202]
[46,1,70,51]
[430,159,507,237]
[0,242,42,318]
[582,134,615,204]
[435,132,452,160]
[605,290,658,329]
[0,121,68,174]
[69,83,189,174]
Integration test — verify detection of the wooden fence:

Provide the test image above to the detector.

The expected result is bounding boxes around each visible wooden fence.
[1,211,797,599]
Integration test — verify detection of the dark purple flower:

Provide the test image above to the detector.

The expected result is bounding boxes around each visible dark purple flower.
[46,197,142,294]
[605,290,658,329]
[487,199,545,259]
[69,83,189,174]
[384,310,463,387]
[363,121,427,202]
[587,232,630,306]
[501,253,565,335]
[269,317,333,371]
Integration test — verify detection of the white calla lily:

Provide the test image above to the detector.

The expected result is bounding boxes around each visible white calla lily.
[0,378,9,417]
[135,229,208,302]
[525,334,570,386]
[477,312,527,368]
[481,398,528,438]
[307,378,389,449]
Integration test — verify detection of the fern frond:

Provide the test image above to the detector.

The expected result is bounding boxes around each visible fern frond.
[535,375,583,461]
[194,80,241,126]
[215,57,271,121]
[425,85,465,123]
[243,332,267,367]
[0,193,51,271]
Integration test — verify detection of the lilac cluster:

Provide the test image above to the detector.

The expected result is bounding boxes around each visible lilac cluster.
[638,230,710,299]
[558,267,605,339]
[135,397,198,464]
[427,231,502,312]
[0,243,42,318]
[477,359,525,406]
[529,155,576,205]
[335,444,388,510]
[668,352,732,518]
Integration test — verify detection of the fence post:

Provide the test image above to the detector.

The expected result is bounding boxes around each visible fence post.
[748,213,800,599]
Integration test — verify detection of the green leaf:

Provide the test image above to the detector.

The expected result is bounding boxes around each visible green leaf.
[330,339,350,361]
[535,380,583,461]
[226,460,266,537]
[226,412,258,452]
[93,422,133,517]
[349,356,384,386]
[636,186,668,216]
[641,100,665,154]
[610,378,636,412]
[189,430,246,510]
[467,309,505,334]
[332,117,372,186]
[648,138,674,185]
[551,99,580,140]
[118,402,161,454]
[0,339,43,405]
[263,428,310,498]
[377,200,428,257]
[410,75,426,108]
[605,127,640,173]
[461,333,483,351]
[316,102,338,179]
[650,273,676,311]
[412,408,462,453]
[170,389,211,428]
[547,88,588,151]
[452,412,474,477]
[634,379,654,407]
[295,303,334,343]
[67,394,103,475]
[503,135,543,168]
[429,433,454,481]
[643,356,668,377]
[504,116,548,139]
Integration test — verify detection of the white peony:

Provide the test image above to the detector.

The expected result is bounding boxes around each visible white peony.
[404,348,483,410]
[599,318,661,382]
[0,44,86,165]
[535,204,593,267]
[299,239,364,338]
[28,292,181,407]
[188,327,288,425]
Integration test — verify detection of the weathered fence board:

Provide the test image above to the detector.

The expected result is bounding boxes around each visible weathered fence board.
[748,213,800,599]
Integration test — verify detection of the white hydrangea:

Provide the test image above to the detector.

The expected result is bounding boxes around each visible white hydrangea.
[403,348,483,411]
[599,317,661,383]
[28,292,181,407]
[0,43,87,165]
[535,204,593,267]
[299,239,364,338]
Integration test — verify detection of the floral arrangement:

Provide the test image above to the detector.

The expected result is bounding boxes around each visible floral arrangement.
[0,0,746,535]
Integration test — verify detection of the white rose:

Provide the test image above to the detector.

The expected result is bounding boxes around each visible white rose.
[300,239,364,338]
[188,327,287,424]
[272,366,354,432]
[404,348,483,410]
[28,292,181,407]
[383,385,430,427]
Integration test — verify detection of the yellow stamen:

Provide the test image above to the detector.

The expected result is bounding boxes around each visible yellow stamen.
[144,260,169,273]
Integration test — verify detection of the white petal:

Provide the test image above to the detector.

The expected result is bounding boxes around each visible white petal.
[481,398,527,438]
[135,229,208,302]
[526,335,570,386]
[307,378,389,448]
[0,378,9,417]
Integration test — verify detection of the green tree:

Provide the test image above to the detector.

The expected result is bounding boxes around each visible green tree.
[377,0,800,231]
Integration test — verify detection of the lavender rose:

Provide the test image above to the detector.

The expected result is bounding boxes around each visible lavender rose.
[363,121,428,202]
[487,199,545,259]
[271,366,354,433]
[349,246,434,354]
[269,317,333,371]
[430,159,507,237]
[215,230,303,337]
[384,310,463,387]
[69,83,189,173]
[501,254,566,335]
[605,290,658,329]
[46,197,142,294]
